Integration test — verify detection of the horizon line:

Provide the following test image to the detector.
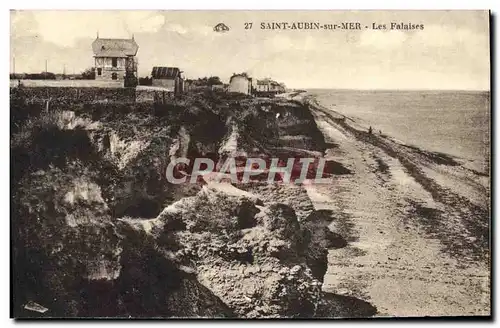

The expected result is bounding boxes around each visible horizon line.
[297,87,490,92]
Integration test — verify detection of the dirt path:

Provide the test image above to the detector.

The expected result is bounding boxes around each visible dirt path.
[305,105,490,317]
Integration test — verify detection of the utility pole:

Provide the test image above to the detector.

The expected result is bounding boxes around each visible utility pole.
[45,59,48,79]
[12,57,15,77]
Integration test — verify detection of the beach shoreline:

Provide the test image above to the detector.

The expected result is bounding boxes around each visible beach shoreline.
[294,94,490,316]
[303,91,490,175]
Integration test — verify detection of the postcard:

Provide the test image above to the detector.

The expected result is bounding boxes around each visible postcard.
[10,10,491,319]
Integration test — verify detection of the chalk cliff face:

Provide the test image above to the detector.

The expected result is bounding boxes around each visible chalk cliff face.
[11,89,373,318]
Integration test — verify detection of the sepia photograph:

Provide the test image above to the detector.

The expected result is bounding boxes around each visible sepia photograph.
[9,9,491,319]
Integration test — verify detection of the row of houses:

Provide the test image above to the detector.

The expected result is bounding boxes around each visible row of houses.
[254,78,287,95]
[91,35,286,96]
[228,73,286,96]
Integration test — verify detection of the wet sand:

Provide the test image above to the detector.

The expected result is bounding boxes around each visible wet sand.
[303,97,490,317]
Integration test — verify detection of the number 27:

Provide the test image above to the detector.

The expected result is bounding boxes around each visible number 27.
[244,22,253,29]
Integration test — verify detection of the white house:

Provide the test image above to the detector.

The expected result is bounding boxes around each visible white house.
[228,73,252,95]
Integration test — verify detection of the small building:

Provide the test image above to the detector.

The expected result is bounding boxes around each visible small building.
[228,73,252,95]
[254,78,286,96]
[151,67,184,96]
[255,78,271,93]
[92,35,139,82]
[211,84,226,92]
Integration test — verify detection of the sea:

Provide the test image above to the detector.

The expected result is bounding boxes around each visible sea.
[309,89,491,174]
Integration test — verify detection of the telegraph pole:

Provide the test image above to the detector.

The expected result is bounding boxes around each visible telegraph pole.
[12,57,15,77]
[45,59,48,79]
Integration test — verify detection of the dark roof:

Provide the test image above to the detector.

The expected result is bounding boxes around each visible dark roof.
[92,38,138,57]
[257,79,270,85]
[257,79,283,86]
[151,67,182,79]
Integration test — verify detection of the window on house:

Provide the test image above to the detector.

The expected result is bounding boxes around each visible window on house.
[111,73,117,80]
[97,68,102,76]
[112,58,117,68]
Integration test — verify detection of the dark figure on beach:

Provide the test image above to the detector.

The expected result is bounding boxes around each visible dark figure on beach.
[368,126,373,134]
[379,130,382,135]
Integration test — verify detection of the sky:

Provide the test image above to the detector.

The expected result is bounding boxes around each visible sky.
[10,10,490,90]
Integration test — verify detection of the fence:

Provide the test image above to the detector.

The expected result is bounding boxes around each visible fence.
[136,88,175,104]
[11,85,176,106]
[10,79,124,88]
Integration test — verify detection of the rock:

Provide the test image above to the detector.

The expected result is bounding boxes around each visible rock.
[279,267,290,276]
[205,182,263,206]
[261,263,274,272]
[13,164,125,315]
[156,186,260,233]
[24,301,49,314]
[167,277,235,318]
[299,210,348,282]
[290,265,302,275]
[11,93,368,319]
[255,203,300,239]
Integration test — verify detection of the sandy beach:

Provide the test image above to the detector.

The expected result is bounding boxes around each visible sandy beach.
[302,95,490,316]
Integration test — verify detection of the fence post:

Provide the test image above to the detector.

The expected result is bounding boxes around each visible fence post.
[45,97,51,113]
